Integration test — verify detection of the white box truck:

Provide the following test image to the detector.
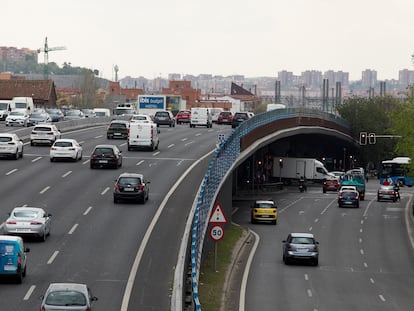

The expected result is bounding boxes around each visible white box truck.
[11,97,34,115]
[272,157,330,183]
[128,122,159,151]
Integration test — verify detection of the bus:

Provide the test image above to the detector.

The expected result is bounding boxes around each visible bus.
[379,157,414,186]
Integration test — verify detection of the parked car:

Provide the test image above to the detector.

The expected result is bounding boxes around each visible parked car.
[3,207,51,241]
[0,235,30,283]
[113,172,150,204]
[129,114,153,124]
[338,188,360,208]
[40,283,98,311]
[217,111,233,125]
[250,200,277,225]
[175,110,191,124]
[153,110,176,127]
[90,144,122,169]
[231,112,250,128]
[5,110,29,127]
[27,112,52,126]
[282,232,319,266]
[107,120,129,139]
[323,177,340,193]
[46,108,64,122]
[0,133,24,159]
[30,124,61,146]
[377,185,398,202]
[50,139,83,162]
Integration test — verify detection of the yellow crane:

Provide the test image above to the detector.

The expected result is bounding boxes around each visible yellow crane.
[37,37,66,80]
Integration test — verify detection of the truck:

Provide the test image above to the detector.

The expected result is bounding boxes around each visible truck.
[11,97,34,115]
[340,171,366,200]
[137,95,182,117]
[272,157,330,183]
[113,103,136,116]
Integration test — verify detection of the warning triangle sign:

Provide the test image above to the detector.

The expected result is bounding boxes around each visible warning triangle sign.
[209,202,228,224]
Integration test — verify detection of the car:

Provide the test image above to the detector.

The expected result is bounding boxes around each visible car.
[129,114,153,124]
[40,283,98,311]
[0,235,30,283]
[175,110,191,124]
[210,108,224,123]
[45,108,64,122]
[0,133,24,159]
[328,170,345,181]
[30,124,61,146]
[3,207,52,241]
[64,109,84,120]
[377,185,398,202]
[27,112,52,126]
[282,233,319,266]
[113,172,150,204]
[90,144,122,169]
[5,110,29,127]
[107,120,129,139]
[153,110,176,127]
[81,108,96,118]
[338,188,360,208]
[231,112,250,128]
[322,177,340,193]
[250,200,277,225]
[339,185,357,192]
[50,139,83,162]
[217,111,233,125]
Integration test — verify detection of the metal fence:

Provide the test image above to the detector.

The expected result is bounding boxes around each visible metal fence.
[190,108,350,310]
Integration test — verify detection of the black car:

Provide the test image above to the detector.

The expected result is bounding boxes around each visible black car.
[113,173,150,204]
[231,112,250,128]
[153,111,176,127]
[377,185,398,202]
[90,144,122,169]
[107,120,129,139]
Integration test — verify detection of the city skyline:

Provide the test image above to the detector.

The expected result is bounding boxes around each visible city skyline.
[3,0,414,81]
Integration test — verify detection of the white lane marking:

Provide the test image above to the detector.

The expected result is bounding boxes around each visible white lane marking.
[62,171,72,178]
[47,251,59,264]
[177,160,184,166]
[307,289,313,297]
[314,218,319,223]
[379,295,386,302]
[40,186,50,194]
[94,135,103,139]
[279,198,303,213]
[6,169,18,175]
[184,141,194,146]
[304,274,309,281]
[309,227,313,231]
[181,138,188,141]
[361,220,364,225]
[359,238,363,243]
[82,159,90,165]
[195,133,202,136]
[360,249,364,255]
[32,156,42,162]
[370,278,375,284]
[320,199,336,214]
[23,285,36,300]
[79,141,85,144]
[363,199,374,217]
[136,160,145,166]
[101,187,110,195]
[84,206,93,215]
[68,224,78,235]
[119,142,127,147]
[360,228,363,233]
[152,151,160,156]
[167,144,175,148]
[363,262,368,268]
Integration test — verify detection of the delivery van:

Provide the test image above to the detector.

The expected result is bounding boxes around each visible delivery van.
[128,122,159,151]
[93,108,111,117]
[0,235,30,283]
[190,107,213,128]
[11,97,34,115]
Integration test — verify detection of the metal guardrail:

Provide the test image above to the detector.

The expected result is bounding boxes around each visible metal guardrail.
[189,108,350,310]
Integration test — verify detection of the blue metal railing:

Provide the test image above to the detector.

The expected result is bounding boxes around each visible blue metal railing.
[190,108,350,310]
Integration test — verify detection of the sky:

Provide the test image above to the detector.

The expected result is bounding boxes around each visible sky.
[3,0,414,81]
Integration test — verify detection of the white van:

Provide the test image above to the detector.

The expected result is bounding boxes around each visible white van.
[11,97,34,115]
[0,100,15,120]
[190,107,212,128]
[128,122,159,151]
[93,108,111,117]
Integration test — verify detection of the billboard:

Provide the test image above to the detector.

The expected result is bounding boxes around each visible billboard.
[138,96,165,109]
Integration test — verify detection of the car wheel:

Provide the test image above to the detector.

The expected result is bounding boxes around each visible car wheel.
[140,196,146,204]
[41,231,47,242]
[79,152,82,161]
[90,163,95,169]
[377,196,380,202]
[50,157,54,162]
[284,257,290,265]
[113,196,119,204]
[22,265,26,277]
[272,219,277,225]
[30,141,34,146]
[323,189,326,193]
[313,258,319,266]
[19,148,23,158]
[14,150,19,160]
[15,270,23,284]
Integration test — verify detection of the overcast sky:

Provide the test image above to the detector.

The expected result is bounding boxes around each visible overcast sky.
[3,0,414,81]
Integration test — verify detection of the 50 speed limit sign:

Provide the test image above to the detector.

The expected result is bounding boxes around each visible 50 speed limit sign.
[210,225,224,242]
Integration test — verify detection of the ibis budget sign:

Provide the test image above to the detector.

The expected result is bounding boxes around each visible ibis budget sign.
[138,96,165,109]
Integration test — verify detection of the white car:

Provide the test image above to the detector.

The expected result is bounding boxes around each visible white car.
[30,124,61,146]
[50,139,83,162]
[129,114,153,124]
[0,133,24,159]
[5,111,29,127]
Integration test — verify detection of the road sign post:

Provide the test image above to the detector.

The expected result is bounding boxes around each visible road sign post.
[208,202,228,271]
[210,225,224,271]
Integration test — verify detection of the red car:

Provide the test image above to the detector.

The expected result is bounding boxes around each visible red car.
[323,177,340,193]
[176,110,191,124]
[217,111,233,125]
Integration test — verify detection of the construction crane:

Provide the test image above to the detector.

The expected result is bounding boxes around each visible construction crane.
[37,37,66,80]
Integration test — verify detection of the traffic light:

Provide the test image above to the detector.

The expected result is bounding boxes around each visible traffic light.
[368,133,376,144]
[359,132,367,145]
[279,158,283,168]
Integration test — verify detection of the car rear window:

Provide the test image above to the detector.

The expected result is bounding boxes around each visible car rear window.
[0,136,12,142]
[54,141,73,147]
[34,126,52,131]
[291,237,314,244]
[156,112,169,117]
[255,202,275,208]
[13,210,38,218]
[118,177,141,186]
[94,148,114,155]
[45,291,87,306]
[0,242,15,255]
[110,122,127,128]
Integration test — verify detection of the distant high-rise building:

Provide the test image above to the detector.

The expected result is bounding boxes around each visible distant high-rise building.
[361,69,377,87]
[168,73,181,81]
[323,70,349,87]
[398,69,414,86]
[277,70,293,88]
[301,70,322,88]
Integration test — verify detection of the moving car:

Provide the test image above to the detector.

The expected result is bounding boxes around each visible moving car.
[46,108,64,122]
[210,108,224,123]
[377,185,398,202]
[40,283,98,311]
[107,120,129,139]
[90,144,122,169]
[27,111,51,126]
[0,235,30,283]
[250,200,277,225]
[217,111,233,125]
[282,232,319,266]
[129,114,153,124]
[81,108,96,118]
[175,110,191,124]
[231,112,250,128]
[3,207,52,241]
[0,133,24,160]
[64,109,84,120]
[5,110,29,127]
[322,177,340,193]
[153,110,176,127]
[113,173,150,204]
[30,124,61,146]
[338,188,360,208]
[50,139,83,162]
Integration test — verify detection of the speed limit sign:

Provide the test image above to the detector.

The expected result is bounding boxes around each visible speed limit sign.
[210,225,224,242]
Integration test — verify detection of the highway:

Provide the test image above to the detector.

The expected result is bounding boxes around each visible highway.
[233,181,414,311]
[0,122,232,310]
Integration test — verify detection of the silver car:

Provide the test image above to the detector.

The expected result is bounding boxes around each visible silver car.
[40,283,98,311]
[282,232,319,266]
[3,207,52,242]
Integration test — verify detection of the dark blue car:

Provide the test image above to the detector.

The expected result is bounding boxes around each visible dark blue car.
[338,189,360,208]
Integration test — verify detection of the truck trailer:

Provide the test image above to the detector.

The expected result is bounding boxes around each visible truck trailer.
[272,157,330,183]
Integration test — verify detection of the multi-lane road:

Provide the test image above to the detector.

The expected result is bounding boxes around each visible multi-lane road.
[0,122,231,310]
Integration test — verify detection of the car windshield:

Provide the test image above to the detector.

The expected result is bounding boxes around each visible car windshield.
[45,290,87,306]
[118,177,141,186]
[13,210,39,218]
[291,237,314,244]
[54,141,73,147]
[0,136,12,142]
